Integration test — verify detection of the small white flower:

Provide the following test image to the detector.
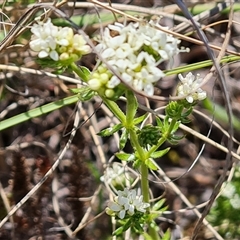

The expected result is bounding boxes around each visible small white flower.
[177,72,207,103]
[106,188,150,219]
[30,19,91,62]
[100,163,125,184]
[107,75,121,89]
[73,35,91,54]
[30,19,59,61]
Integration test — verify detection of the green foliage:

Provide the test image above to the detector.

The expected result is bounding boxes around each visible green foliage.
[97,123,123,137]
[208,166,240,239]
[145,158,158,170]
[70,86,95,101]
[203,98,240,131]
[152,199,166,211]
[137,125,162,148]
[115,152,135,162]
[161,229,171,240]
[119,128,129,150]
[157,116,184,145]
[165,101,183,118]
[150,148,170,159]
[113,212,149,236]
[133,114,148,125]
[36,58,66,72]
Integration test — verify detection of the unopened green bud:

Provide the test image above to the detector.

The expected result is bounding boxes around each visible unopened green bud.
[88,79,101,90]
[59,52,70,61]
[105,89,115,98]
[98,65,107,73]
[165,101,183,118]
[138,125,161,147]
[100,73,109,84]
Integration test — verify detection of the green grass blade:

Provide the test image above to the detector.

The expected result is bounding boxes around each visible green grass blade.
[164,55,240,76]
[203,98,240,131]
[0,94,79,131]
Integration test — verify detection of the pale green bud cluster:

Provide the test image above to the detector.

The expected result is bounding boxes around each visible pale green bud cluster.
[88,65,119,98]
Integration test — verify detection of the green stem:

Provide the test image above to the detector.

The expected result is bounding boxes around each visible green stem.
[140,161,149,203]
[125,90,137,125]
[124,90,161,239]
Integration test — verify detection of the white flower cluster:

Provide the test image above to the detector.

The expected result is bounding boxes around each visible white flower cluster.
[100,163,125,184]
[89,21,188,97]
[177,72,207,103]
[30,19,91,62]
[106,188,150,219]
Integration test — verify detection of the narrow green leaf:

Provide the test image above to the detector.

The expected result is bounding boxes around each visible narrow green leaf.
[180,117,191,124]
[145,158,159,170]
[113,226,124,236]
[122,218,132,231]
[133,222,144,233]
[203,98,240,131]
[70,86,95,101]
[0,95,79,131]
[113,218,132,235]
[161,229,171,240]
[156,116,163,128]
[126,90,138,123]
[152,199,166,211]
[163,117,169,130]
[116,152,135,162]
[150,148,170,159]
[172,121,180,132]
[170,134,185,141]
[119,128,128,150]
[164,55,240,76]
[97,123,123,137]
[79,66,91,79]
[142,232,153,240]
[133,158,142,169]
[133,113,148,125]
[181,106,193,118]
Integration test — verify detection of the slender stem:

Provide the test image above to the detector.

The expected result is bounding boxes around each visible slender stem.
[140,161,149,203]
[125,90,137,126]
[125,91,146,159]
[124,90,160,239]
